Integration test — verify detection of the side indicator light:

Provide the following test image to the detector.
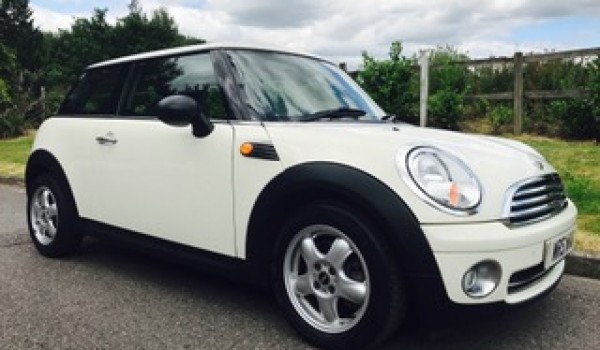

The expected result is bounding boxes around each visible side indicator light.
[240,142,254,156]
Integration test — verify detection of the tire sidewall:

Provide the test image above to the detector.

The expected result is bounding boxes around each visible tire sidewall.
[272,202,404,350]
[27,174,80,257]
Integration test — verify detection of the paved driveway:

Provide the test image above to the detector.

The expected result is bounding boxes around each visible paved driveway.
[1,184,599,349]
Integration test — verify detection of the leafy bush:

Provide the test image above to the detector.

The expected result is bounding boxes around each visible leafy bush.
[549,98,599,139]
[425,46,471,130]
[0,79,10,108]
[0,108,27,138]
[357,41,419,124]
[427,88,463,130]
[488,104,513,134]
[0,44,16,116]
[44,87,67,118]
[358,43,473,128]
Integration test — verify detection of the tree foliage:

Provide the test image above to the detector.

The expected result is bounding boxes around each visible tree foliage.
[357,43,471,129]
[427,45,471,130]
[547,57,600,140]
[0,0,42,71]
[41,1,204,88]
[1,0,204,138]
[0,43,16,107]
[1,1,599,140]
[357,41,600,139]
[357,41,419,124]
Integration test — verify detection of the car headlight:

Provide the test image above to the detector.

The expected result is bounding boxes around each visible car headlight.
[399,146,482,215]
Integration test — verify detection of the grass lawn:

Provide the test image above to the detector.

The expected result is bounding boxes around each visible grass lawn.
[0,133,33,181]
[514,135,600,254]
[0,132,599,253]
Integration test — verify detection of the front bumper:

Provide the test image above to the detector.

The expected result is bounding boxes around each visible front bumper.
[421,200,577,305]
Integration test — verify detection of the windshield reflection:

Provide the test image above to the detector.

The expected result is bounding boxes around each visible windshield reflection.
[226,50,385,121]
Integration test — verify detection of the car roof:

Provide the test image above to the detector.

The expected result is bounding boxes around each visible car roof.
[87,42,334,69]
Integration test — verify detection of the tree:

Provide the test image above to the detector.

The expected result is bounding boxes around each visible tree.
[0,43,16,108]
[40,2,204,88]
[2,0,206,137]
[112,1,203,57]
[0,0,42,71]
[0,1,40,138]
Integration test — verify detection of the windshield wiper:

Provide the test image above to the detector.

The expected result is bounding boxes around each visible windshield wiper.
[301,107,366,122]
[382,115,404,123]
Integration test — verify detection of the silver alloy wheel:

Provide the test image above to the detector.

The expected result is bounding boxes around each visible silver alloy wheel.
[30,186,59,246]
[283,224,371,334]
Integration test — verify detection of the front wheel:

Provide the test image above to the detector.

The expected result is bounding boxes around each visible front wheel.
[273,203,405,349]
[27,174,81,257]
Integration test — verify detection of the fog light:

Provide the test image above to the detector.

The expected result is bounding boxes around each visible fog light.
[462,260,502,298]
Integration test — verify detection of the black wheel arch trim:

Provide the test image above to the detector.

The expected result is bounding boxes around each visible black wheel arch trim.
[25,149,79,216]
[245,162,442,284]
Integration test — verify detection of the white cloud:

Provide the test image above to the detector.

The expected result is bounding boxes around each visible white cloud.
[31,0,600,69]
[31,4,76,31]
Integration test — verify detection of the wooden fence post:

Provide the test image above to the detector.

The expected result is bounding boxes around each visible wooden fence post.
[513,52,524,135]
[418,50,429,127]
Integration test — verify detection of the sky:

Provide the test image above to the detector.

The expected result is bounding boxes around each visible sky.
[30,0,600,69]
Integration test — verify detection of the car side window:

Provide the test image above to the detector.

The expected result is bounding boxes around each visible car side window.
[59,65,128,116]
[121,52,229,120]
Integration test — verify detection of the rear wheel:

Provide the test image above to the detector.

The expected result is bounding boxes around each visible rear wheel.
[27,174,81,257]
[273,202,405,349]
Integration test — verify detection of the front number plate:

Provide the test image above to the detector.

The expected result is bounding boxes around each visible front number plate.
[544,230,574,269]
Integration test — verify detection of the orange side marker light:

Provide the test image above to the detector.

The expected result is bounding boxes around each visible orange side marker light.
[240,142,254,156]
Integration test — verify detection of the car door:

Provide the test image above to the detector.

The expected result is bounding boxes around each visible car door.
[72,51,236,256]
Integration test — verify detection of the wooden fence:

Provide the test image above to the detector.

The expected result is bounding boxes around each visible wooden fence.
[343,46,600,134]
[448,47,600,134]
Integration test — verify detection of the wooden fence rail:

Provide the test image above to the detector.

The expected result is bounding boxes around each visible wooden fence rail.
[430,47,600,134]
[343,46,600,134]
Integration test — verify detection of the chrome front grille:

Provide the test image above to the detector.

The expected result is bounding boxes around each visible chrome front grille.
[504,173,567,226]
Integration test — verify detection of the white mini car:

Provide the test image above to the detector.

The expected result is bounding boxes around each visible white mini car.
[26,44,577,349]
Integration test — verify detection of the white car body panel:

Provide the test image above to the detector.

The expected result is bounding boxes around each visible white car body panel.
[34,118,237,256]
[424,202,576,304]
[263,122,555,224]
[232,123,284,258]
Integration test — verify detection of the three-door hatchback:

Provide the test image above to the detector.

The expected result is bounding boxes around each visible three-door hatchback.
[26,44,577,349]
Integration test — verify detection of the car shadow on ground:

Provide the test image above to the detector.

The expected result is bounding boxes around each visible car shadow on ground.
[64,237,560,350]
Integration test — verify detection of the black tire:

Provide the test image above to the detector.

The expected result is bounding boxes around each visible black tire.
[272,202,405,350]
[27,174,81,257]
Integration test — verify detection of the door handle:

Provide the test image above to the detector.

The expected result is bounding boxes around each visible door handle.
[96,132,118,145]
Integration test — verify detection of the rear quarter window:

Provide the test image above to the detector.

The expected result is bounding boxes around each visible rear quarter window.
[59,64,129,116]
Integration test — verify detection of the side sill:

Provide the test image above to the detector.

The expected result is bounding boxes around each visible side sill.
[77,218,253,284]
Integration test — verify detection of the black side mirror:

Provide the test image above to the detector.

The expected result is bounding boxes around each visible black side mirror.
[155,95,214,138]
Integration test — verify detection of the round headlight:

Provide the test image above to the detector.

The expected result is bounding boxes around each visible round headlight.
[403,147,482,214]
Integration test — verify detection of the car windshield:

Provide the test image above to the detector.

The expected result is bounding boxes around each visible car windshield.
[226,50,385,122]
